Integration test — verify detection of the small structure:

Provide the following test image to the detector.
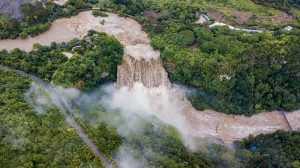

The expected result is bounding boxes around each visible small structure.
[201,14,212,22]
[220,74,231,81]
[62,52,73,59]
[249,146,257,152]
[284,26,293,31]
[196,13,212,24]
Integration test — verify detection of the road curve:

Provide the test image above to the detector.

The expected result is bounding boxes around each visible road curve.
[0,65,111,168]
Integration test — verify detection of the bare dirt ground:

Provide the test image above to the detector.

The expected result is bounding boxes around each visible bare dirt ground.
[0,11,299,145]
[271,12,294,23]
[206,7,251,24]
[207,7,224,22]
[225,9,252,24]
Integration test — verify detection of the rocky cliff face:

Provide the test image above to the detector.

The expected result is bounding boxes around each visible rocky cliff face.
[117,54,171,88]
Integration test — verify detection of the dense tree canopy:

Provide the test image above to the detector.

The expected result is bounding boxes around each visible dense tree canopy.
[0,0,99,39]
[251,0,300,11]
[0,45,68,82]
[52,32,123,89]
[106,0,300,115]
[236,131,300,168]
[0,70,104,167]
[0,32,123,90]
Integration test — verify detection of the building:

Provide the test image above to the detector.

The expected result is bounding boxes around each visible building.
[201,14,212,22]
[196,13,212,24]
[284,26,293,31]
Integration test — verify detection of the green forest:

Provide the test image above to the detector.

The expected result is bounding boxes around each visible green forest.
[251,0,300,11]
[103,0,300,115]
[0,70,104,167]
[52,31,123,89]
[236,131,300,168]
[0,31,123,89]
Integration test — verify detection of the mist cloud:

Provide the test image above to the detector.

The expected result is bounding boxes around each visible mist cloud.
[24,81,241,167]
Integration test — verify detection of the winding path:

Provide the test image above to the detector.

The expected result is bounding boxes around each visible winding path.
[0,65,111,168]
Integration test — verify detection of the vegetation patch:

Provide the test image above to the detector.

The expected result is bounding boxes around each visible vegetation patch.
[101,0,300,115]
[92,10,109,17]
[250,0,300,12]
[235,131,300,168]
[52,31,123,90]
[0,70,103,167]
[204,0,283,18]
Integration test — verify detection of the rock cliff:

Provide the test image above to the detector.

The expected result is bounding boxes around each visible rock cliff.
[117,45,171,88]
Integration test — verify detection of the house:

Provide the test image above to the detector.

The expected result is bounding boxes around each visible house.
[201,14,212,22]
[196,13,212,24]
[284,26,293,31]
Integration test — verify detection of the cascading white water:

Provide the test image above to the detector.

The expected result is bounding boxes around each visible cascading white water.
[117,55,170,88]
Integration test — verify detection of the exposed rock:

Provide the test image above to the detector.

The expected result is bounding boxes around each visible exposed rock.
[117,55,171,88]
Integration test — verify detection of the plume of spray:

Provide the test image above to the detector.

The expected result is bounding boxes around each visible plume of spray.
[100,83,197,150]
[25,82,243,168]
[24,83,112,168]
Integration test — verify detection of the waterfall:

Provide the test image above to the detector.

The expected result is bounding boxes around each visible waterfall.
[117,46,171,88]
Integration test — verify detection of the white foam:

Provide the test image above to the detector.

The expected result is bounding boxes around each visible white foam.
[125,44,160,60]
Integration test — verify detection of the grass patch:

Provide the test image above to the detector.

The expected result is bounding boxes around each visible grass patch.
[204,0,283,18]
[92,10,109,17]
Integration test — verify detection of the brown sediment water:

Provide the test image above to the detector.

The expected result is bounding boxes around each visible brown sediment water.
[0,11,299,145]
